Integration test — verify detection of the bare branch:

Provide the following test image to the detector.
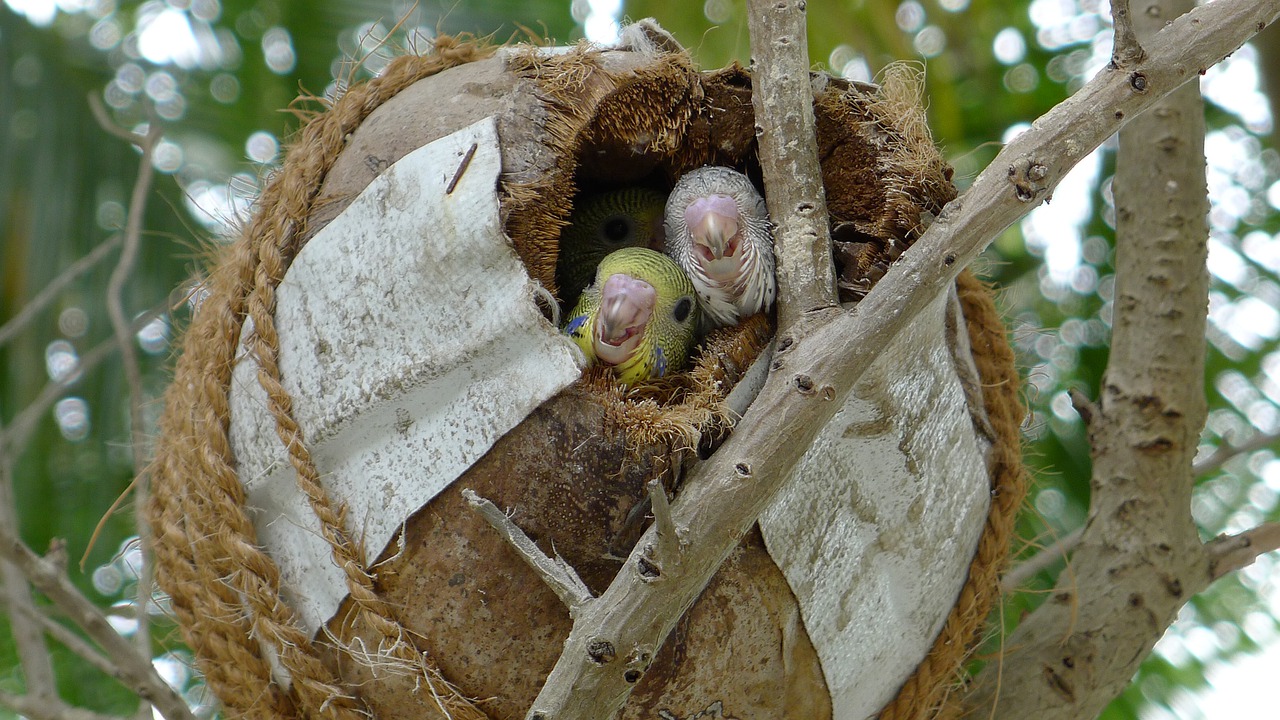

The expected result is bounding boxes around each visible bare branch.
[3,301,168,456]
[462,488,593,614]
[1000,526,1084,593]
[1111,0,1146,68]
[645,479,679,566]
[1207,522,1280,580]
[526,2,1279,717]
[0,235,122,348]
[0,420,57,700]
[746,0,837,331]
[9,599,117,679]
[97,102,164,677]
[0,528,197,720]
[1193,431,1280,477]
[0,690,126,720]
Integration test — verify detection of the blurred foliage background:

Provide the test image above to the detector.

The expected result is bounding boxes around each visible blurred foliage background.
[1,0,1277,717]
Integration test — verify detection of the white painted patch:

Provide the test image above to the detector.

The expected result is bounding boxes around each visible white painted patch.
[228,117,583,634]
[760,290,992,718]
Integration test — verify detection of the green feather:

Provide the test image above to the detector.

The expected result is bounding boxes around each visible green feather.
[556,188,667,303]
[564,247,700,387]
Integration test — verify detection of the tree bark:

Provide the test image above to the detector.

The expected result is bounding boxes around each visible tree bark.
[962,0,1214,716]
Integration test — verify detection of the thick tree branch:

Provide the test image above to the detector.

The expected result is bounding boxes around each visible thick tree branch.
[525,2,1280,718]
[967,0,1217,715]
[1207,522,1280,579]
[746,0,838,331]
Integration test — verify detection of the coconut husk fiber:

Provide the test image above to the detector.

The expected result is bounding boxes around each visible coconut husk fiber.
[147,28,1026,720]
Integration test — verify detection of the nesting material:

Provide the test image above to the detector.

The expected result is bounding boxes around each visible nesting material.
[148,29,1024,720]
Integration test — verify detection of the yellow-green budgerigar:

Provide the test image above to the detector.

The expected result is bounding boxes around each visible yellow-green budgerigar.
[663,166,776,328]
[563,247,700,387]
[556,187,668,303]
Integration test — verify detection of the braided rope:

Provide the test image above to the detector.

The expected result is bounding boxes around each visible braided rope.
[877,271,1028,720]
[149,39,495,720]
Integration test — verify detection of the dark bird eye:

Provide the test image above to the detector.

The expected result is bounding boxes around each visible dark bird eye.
[673,297,694,323]
[602,216,632,243]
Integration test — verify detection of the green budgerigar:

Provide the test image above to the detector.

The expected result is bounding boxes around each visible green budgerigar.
[563,247,700,387]
[556,187,668,303]
[664,166,776,328]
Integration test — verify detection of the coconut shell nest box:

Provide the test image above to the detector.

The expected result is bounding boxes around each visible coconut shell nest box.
[149,27,1026,720]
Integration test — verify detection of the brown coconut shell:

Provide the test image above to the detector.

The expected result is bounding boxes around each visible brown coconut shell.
[147,31,1021,720]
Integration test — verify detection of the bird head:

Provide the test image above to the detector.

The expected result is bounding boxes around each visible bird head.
[683,194,745,282]
[563,247,699,387]
[593,272,657,366]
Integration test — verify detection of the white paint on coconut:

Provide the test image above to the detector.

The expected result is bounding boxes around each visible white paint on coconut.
[759,290,992,720]
[227,117,583,633]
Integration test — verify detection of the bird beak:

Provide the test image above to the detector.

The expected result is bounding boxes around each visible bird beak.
[595,273,656,365]
[685,195,742,266]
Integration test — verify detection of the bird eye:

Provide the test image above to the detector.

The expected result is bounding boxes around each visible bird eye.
[602,216,632,243]
[673,297,694,323]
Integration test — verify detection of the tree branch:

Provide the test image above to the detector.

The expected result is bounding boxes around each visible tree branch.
[525,2,1280,718]
[2,301,168,455]
[0,690,125,720]
[966,0,1219,714]
[0,528,197,720]
[0,235,121,348]
[0,420,57,701]
[1207,522,1280,579]
[92,100,163,674]
[1000,526,1084,593]
[1111,0,1146,68]
[746,0,838,331]
[462,489,593,615]
[1194,430,1280,476]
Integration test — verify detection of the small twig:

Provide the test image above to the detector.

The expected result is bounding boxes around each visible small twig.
[646,479,679,564]
[1111,0,1146,68]
[0,528,197,720]
[0,690,125,720]
[0,421,57,701]
[1207,522,1280,580]
[0,235,122,348]
[91,96,163,676]
[1193,431,1280,477]
[461,488,593,615]
[10,601,116,680]
[2,302,168,462]
[1000,526,1084,593]
[1068,387,1096,426]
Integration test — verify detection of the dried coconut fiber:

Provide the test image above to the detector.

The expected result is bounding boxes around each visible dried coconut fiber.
[147,23,1027,720]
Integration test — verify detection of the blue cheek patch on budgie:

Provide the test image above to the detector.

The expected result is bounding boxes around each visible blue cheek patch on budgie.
[654,347,667,378]
[564,315,588,337]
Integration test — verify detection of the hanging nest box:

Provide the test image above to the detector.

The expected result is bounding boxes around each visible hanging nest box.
[148,26,1025,720]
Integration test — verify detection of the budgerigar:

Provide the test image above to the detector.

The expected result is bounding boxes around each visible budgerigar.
[663,166,776,328]
[563,247,700,387]
[556,187,668,304]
